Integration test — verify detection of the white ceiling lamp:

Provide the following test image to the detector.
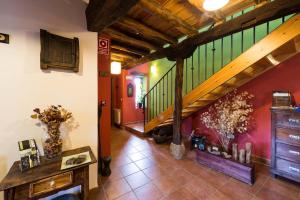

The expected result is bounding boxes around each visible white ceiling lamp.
[203,0,229,11]
[111,61,121,75]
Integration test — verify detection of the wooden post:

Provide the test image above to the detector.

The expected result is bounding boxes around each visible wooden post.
[170,57,185,159]
[173,57,184,144]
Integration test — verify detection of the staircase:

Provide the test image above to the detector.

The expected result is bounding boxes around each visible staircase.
[143,14,300,133]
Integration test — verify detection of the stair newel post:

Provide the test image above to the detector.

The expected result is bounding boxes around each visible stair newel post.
[170,57,185,160]
[143,95,146,127]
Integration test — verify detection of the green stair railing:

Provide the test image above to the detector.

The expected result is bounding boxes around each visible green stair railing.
[143,14,291,126]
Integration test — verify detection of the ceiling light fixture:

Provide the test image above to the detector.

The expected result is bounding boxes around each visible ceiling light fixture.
[203,0,229,11]
[111,61,121,75]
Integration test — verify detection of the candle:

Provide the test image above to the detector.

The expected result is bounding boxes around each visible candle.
[239,149,246,163]
[232,143,238,161]
[246,143,252,164]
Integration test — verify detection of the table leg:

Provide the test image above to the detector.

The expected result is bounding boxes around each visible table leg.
[4,188,15,200]
[82,166,89,200]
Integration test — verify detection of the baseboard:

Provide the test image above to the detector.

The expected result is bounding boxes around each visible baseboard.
[252,155,270,166]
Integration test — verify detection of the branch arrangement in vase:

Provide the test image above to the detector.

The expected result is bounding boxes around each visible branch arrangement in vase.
[31,105,72,159]
[200,90,254,152]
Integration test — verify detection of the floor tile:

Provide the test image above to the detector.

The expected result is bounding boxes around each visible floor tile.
[162,187,198,200]
[166,168,194,185]
[103,178,131,200]
[115,191,138,200]
[134,157,155,170]
[134,182,163,200]
[100,167,124,183]
[218,181,255,200]
[152,175,181,195]
[142,165,168,180]
[120,163,140,177]
[128,152,147,162]
[183,177,219,200]
[125,171,151,189]
[255,178,300,200]
[111,155,132,168]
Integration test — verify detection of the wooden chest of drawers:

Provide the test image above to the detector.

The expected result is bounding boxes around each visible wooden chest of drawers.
[271,108,300,183]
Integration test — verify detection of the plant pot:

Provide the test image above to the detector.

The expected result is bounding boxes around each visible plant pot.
[153,134,170,144]
[138,102,143,109]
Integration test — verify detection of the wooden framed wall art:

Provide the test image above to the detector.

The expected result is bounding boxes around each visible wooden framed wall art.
[127,83,134,97]
[0,33,9,44]
[40,29,79,72]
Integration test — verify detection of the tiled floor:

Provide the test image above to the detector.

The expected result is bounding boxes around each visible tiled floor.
[90,127,300,200]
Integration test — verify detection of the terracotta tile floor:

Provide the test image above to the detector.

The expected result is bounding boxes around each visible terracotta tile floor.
[90,127,300,200]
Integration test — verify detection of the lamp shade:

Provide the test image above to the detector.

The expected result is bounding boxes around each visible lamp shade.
[203,0,229,11]
[111,61,121,75]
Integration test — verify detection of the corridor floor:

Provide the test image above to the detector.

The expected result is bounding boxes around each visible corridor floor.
[90,127,300,200]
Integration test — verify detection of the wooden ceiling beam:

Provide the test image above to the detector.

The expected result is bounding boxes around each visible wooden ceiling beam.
[124,0,300,68]
[119,17,178,45]
[104,28,161,51]
[111,55,127,63]
[111,43,149,56]
[111,48,141,59]
[86,0,139,32]
[111,52,136,61]
[139,0,198,36]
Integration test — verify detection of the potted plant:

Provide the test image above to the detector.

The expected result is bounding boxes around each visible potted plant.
[200,90,254,153]
[31,105,72,159]
[137,90,146,109]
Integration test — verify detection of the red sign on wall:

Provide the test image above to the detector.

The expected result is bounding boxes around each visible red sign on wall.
[98,37,110,55]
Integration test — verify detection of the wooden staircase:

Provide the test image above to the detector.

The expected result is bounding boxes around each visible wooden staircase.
[144,14,300,133]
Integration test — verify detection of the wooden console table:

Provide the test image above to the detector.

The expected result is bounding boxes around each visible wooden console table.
[0,146,97,200]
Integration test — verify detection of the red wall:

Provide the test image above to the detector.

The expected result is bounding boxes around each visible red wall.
[182,53,300,160]
[98,35,111,157]
[121,63,149,125]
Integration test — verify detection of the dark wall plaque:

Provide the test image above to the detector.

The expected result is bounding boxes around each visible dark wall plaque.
[127,83,134,97]
[40,29,79,72]
[0,33,9,44]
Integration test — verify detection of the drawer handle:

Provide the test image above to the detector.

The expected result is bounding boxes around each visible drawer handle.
[49,180,56,188]
[288,118,300,124]
[289,150,300,155]
[289,166,300,173]
[288,134,300,140]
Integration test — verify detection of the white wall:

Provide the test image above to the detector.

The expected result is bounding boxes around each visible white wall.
[0,0,98,199]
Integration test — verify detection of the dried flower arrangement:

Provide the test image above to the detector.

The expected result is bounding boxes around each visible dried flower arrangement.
[31,105,72,159]
[200,90,254,152]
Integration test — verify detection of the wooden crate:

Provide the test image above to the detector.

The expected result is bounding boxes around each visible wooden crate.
[196,150,255,185]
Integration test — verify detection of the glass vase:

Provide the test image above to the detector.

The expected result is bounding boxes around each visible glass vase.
[42,122,63,160]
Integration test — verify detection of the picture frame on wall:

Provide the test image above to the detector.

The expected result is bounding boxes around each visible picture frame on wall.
[40,29,79,72]
[127,83,133,97]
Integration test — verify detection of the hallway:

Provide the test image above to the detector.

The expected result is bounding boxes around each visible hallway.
[90,128,300,200]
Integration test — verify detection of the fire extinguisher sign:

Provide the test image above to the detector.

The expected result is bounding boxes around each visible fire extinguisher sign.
[98,37,110,55]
